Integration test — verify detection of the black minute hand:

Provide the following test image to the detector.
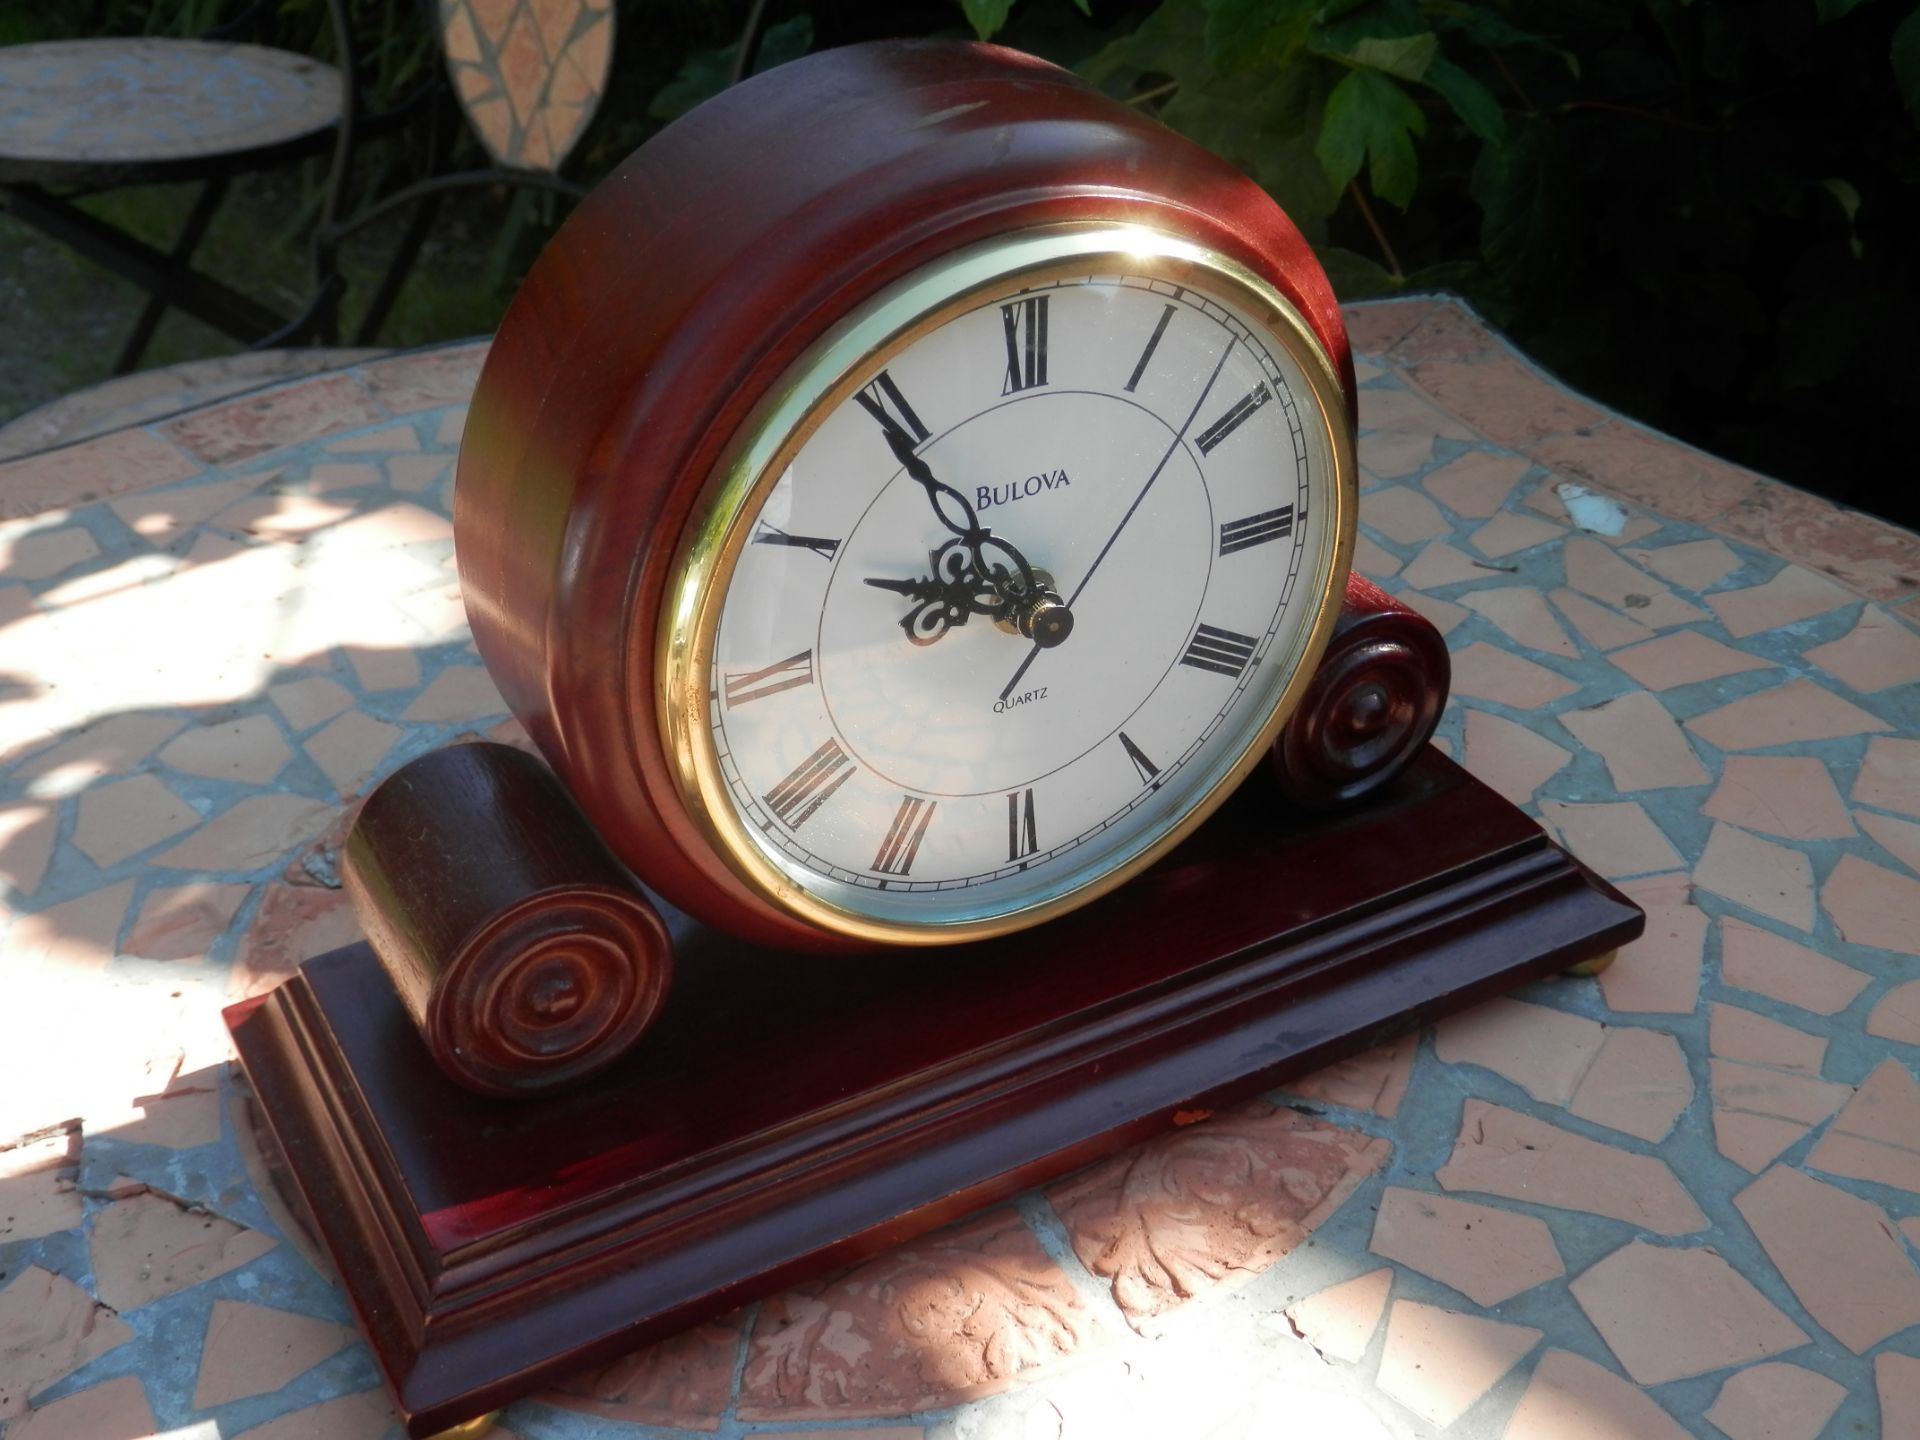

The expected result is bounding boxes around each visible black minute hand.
[997,342,1236,703]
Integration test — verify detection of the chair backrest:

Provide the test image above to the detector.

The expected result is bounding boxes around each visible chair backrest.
[435,0,613,173]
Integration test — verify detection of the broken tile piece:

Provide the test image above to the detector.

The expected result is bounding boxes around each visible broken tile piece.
[1606,627,1771,690]
[1627,537,1741,591]
[1686,679,1891,750]
[1282,1268,1391,1364]
[1433,996,1605,1104]
[1559,689,1709,791]
[1544,588,1660,657]
[1375,1300,1540,1428]
[1460,709,1572,806]
[267,675,355,731]
[1860,810,1920,876]
[1436,1101,1707,1235]
[1821,853,1920,955]
[1401,540,1492,589]
[1361,485,1451,544]
[1369,1188,1564,1306]
[1567,1027,1693,1141]
[0,800,58,897]
[123,882,250,961]
[7,1376,154,1440]
[1694,823,1814,930]
[1806,1059,1920,1196]
[1461,587,1580,657]
[1720,917,1869,1016]
[1569,1240,1807,1385]
[1504,1350,1691,1440]
[1352,531,1402,579]
[1540,799,1683,878]
[1709,1004,1828,1076]
[0,1266,134,1417]
[1880,1353,1920,1439]
[1702,1362,1845,1440]
[88,1188,276,1311]
[1047,1101,1387,1331]
[303,709,402,796]
[0,1136,81,1244]
[70,774,199,868]
[1448,641,1580,707]
[1710,1059,1851,1171]
[1597,873,1704,1014]
[1703,756,1854,840]
[1563,537,1706,628]
[230,1389,400,1440]
[1395,586,1468,635]
[1734,1164,1920,1354]
[1469,510,1563,558]
[1421,450,1529,518]
[192,1299,357,1408]
[153,795,330,872]
[1869,981,1920,1043]
[1706,564,1854,638]
[1855,736,1920,819]
[159,715,293,783]
[1805,605,1920,692]
[402,665,508,723]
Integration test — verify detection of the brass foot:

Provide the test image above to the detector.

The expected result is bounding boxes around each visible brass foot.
[1562,949,1617,978]
[426,1415,498,1440]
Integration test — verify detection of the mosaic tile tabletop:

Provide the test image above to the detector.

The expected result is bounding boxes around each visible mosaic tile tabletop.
[3,296,1919,1440]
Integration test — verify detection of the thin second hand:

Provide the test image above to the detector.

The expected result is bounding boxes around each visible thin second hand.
[997,341,1236,703]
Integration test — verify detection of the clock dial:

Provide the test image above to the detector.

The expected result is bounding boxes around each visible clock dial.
[670,231,1353,940]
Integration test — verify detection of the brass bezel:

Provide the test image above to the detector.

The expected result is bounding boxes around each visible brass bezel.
[656,225,1357,945]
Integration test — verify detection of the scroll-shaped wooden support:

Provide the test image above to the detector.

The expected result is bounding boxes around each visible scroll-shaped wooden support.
[342,742,673,1098]
[1271,572,1450,809]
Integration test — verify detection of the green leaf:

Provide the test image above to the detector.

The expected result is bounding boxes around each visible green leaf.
[1815,0,1876,18]
[1419,54,1505,140]
[1071,0,1092,12]
[649,15,813,121]
[1315,245,1405,299]
[1316,67,1427,207]
[958,0,1016,41]
[1342,32,1438,80]
[1203,0,1316,72]
[1896,7,1920,120]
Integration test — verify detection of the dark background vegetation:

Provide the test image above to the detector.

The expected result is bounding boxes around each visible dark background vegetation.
[5,0,1917,526]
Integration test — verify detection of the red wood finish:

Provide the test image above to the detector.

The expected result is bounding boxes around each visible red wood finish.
[1272,573,1451,808]
[229,750,1641,1437]
[343,742,672,1097]
[454,39,1356,953]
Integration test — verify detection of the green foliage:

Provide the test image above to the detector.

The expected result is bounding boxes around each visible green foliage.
[1317,68,1426,205]
[650,14,814,120]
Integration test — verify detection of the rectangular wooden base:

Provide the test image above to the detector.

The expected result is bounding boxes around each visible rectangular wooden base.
[227,750,1641,1436]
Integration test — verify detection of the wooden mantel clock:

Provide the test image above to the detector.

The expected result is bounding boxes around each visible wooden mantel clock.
[228,39,1641,1438]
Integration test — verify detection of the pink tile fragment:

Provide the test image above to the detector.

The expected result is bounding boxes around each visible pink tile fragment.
[1734,1165,1920,1354]
[1869,980,1920,1043]
[0,1266,133,1417]
[1805,604,1920,692]
[1469,510,1564,559]
[1436,1101,1707,1235]
[1821,854,1920,955]
[1703,755,1854,840]
[88,1188,276,1311]
[1421,450,1529,518]
[1854,735,1920,819]
[1686,679,1891,751]
[7,1376,154,1440]
[1559,689,1708,790]
[1567,1027,1693,1141]
[1860,810,1920,877]
[1433,997,1604,1105]
[1705,564,1853,638]
[1626,537,1741,591]
[1607,628,1771,690]
[1702,1362,1845,1440]
[1879,1353,1920,1440]
[1361,485,1451,544]
[1548,586,1657,650]
[0,800,58,897]
[1709,1004,1828,1076]
[1282,1268,1391,1364]
[1504,1350,1691,1440]
[1563,537,1706,629]
[1569,1240,1807,1385]
[1375,1299,1540,1428]
[1597,873,1703,1014]
[1460,709,1572,806]
[1540,800,1682,878]
[1693,823,1814,930]
[192,1299,357,1408]
[1369,1188,1564,1306]
[1710,1060,1850,1171]
[1719,917,1868,1016]
[1461,587,1580,657]
[1285,1033,1416,1118]
[1806,1059,1920,1195]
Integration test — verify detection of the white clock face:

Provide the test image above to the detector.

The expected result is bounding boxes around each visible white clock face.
[689,246,1348,939]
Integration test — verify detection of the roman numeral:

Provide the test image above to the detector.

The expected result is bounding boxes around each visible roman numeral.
[753,521,840,560]
[1194,383,1272,456]
[763,739,852,829]
[1000,296,1048,393]
[1007,788,1038,862]
[723,650,814,708]
[1118,731,1160,787]
[854,370,929,451]
[873,795,936,875]
[1218,505,1295,555]
[1180,624,1259,678]
[1124,303,1176,393]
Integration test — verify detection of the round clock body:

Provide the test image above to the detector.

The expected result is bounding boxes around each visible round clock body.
[456,40,1358,952]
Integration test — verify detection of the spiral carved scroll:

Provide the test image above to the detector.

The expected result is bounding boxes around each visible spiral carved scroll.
[1270,573,1451,809]
[343,742,673,1098]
